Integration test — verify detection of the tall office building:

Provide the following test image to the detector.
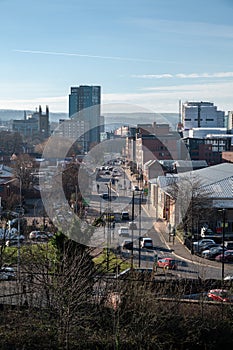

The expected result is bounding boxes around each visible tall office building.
[182,101,225,130]
[68,85,103,150]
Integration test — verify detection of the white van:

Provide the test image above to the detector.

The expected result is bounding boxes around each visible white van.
[118,227,129,237]
[140,237,153,249]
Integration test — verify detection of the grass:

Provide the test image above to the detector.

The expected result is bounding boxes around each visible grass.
[93,248,131,273]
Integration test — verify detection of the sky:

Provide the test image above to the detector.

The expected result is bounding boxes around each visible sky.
[1,0,233,114]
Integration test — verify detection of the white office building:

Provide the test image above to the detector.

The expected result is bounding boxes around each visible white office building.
[182,101,225,130]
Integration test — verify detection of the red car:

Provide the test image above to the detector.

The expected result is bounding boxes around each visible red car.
[157,258,177,270]
[207,289,233,302]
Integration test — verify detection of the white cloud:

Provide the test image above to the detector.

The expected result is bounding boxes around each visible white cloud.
[13,49,164,63]
[132,72,233,79]
[1,81,233,114]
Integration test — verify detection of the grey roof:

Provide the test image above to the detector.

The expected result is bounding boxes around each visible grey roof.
[179,163,233,186]
[154,163,233,200]
[174,160,208,168]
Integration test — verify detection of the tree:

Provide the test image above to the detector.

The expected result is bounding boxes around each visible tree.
[166,174,213,235]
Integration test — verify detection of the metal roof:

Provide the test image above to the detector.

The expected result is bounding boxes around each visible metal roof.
[154,163,233,200]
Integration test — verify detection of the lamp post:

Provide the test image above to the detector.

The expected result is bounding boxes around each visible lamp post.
[138,190,142,267]
[220,208,226,284]
[130,190,135,269]
[17,173,22,282]
[106,181,112,271]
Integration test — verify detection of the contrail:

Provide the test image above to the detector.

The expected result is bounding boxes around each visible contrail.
[13,49,171,63]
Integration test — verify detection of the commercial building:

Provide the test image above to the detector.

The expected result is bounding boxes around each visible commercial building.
[68,85,103,150]
[182,101,225,131]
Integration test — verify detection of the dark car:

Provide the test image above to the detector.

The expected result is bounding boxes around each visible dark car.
[157,258,177,270]
[121,211,130,221]
[201,246,225,259]
[215,250,233,262]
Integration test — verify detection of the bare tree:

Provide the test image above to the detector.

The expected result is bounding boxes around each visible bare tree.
[166,174,213,235]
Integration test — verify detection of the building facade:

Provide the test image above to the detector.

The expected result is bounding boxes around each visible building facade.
[68,85,103,150]
[182,101,225,130]
[12,106,50,140]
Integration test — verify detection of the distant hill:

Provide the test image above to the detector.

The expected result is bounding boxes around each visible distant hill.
[104,112,179,130]
[0,109,179,130]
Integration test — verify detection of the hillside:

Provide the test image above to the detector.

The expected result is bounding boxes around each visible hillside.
[0,109,179,130]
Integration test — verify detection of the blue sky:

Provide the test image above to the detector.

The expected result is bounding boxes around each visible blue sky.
[1,0,233,114]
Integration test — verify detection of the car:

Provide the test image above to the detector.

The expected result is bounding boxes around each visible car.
[215,250,233,262]
[140,237,153,249]
[118,227,129,237]
[121,240,133,250]
[196,243,219,254]
[193,239,216,247]
[121,211,130,221]
[101,193,109,200]
[201,246,224,259]
[0,266,16,281]
[224,275,233,281]
[207,289,233,302]
[29,231,53,241]
[129,221,137,230]
[157,257,177,270]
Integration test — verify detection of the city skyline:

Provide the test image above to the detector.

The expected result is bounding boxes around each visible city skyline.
[1,0,233,114]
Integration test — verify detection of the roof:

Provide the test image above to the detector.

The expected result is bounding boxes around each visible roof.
[155,163,233,201]
[173,160,208,168]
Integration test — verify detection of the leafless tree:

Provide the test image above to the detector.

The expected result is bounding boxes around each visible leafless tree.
[166,174,213,235]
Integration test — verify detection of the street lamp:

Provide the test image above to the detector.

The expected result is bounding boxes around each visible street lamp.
[218,208,226,284]
[17,173,22,282]
[106,181,112,271]
[138,190,142,267]
[130,190,135,269]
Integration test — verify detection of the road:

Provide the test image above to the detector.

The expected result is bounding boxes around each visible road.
[88,165,233,280]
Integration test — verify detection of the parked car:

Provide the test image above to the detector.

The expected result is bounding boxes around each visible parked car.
[140,237,153,249]
[157,257,177,270]
[129,221,137,230]
[118,227,129,237]
[224,275,233,281]
[0,266,16,280]
[207,289,233,302]
[193,239,216,247]
[101,193,109,200]
[29,231,53,241]
[121,240,133,250]
[215,250,233,262]
[201,246,224,259]
[121,211,130,221]
[197,243,219,254]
